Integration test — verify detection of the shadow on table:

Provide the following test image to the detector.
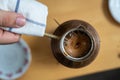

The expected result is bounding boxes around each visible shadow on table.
[65,68,120,80]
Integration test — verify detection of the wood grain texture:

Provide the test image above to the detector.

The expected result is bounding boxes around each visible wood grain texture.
[18,0,120,80]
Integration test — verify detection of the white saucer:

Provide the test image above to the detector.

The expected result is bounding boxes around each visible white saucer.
[0,39,31,80]
[109,0,120,23]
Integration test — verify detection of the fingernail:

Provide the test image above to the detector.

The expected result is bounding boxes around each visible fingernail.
[16,16,26,27]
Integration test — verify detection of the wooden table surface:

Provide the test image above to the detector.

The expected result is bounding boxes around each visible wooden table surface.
[19,0,120,80]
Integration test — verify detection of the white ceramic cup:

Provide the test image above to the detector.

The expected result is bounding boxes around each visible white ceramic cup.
[109,0,120,23]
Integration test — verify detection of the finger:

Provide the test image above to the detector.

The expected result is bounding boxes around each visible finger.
[0,29,20,44]
[0,10,26,28]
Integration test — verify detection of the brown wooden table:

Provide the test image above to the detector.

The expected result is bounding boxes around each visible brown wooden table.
[18,0,120,80]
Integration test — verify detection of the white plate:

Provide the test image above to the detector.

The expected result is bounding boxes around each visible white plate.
[109,0,120,23]
[0,39,31,80]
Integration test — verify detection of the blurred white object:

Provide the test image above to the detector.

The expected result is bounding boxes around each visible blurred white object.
[109,0,120,23]
[0,0,48,36]
[0,39,31,80]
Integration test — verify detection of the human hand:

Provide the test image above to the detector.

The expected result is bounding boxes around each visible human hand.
[0,10,26,44]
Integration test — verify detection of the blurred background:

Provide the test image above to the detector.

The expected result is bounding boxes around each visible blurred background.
[19,0,120,80]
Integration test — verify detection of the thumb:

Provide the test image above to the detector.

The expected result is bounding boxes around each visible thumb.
[0,10,26,28]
